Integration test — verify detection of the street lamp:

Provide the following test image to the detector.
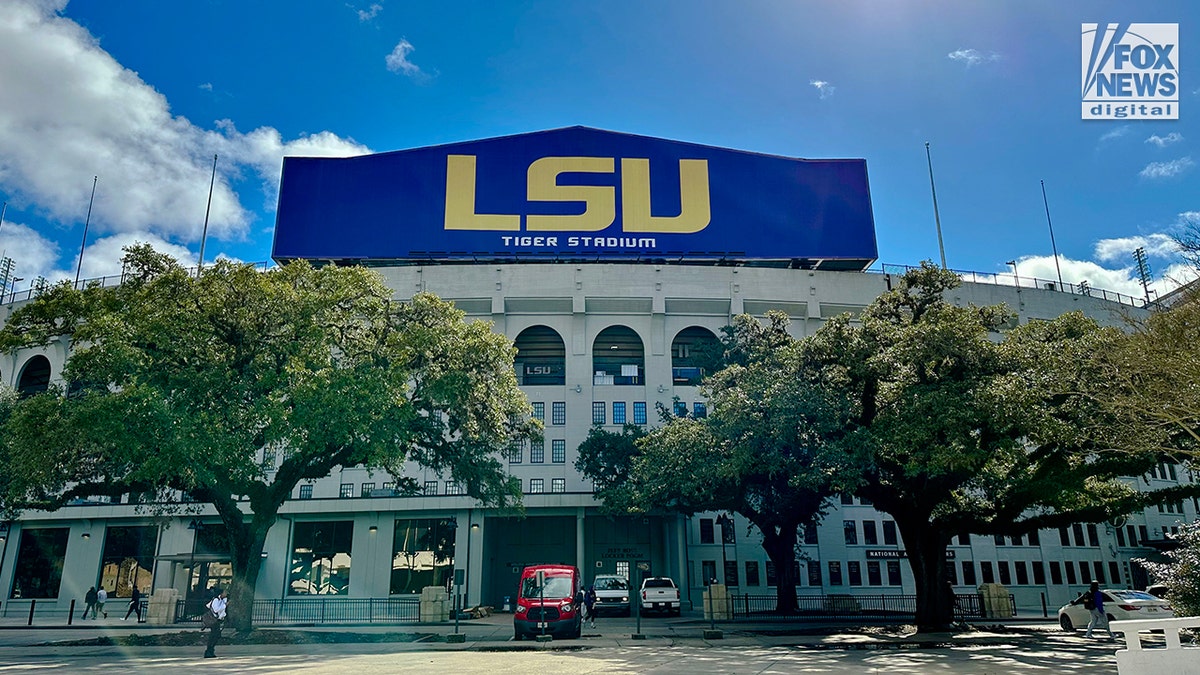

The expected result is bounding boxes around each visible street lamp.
[1006,261,1019,289]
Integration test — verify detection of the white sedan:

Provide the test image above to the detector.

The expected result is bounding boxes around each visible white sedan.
[1058,589,1174,631]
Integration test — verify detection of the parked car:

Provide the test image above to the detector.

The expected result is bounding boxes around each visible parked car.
[1058,589,1174,631]
[591,574,631,616]
[513,564,583,640]
[639,576,681,616]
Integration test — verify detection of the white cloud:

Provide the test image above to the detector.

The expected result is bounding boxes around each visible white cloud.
[1093,233,1180,262]
[1008,254,1193,301]
[1099,126,1129,143]
[0,220,62,285]
[809,80,835,100]
[948,48,1000,67]
[386,39,425,78]
[355,3,383,22]
[1140,157,1194,179]
[0,0,369,274]
[198,82,213,92]
[1178,211,1200,225]
[1146,132,1184,148]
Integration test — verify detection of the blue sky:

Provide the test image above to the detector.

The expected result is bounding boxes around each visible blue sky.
[0,0,1197,301]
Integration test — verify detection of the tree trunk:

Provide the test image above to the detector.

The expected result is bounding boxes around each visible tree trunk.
[218,508,274,632]
[759,521,800,614]
[894,516,954,632]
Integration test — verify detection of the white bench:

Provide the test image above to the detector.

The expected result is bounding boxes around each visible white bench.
[1110,616,1200,675]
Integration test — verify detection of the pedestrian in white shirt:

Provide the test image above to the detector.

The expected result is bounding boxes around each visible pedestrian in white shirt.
[203,588,228,658]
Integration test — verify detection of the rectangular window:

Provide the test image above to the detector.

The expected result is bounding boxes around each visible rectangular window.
[592,401,606,425]
[803,524,819,545]
[1115,527,1126,547]
[552,401,566,426]
[1032,561,1046,585]
[551,478,565,493]
[507,441,522,463]
[1064,561,1077,585]
[863,521,878,545]
[633,401,647,425]
[843,520,858,545]
[96,525,157,600]
[1059,527,1071,546]
[1078,561,1091,584]
[1126,525,1138,546]
[961,561,976,586]
[994,534,1005,546]
[827,561,843,586]
[529,478,544,494]
[980,561,995,584]
[1028,530,1040,546]
[766,561,777,586]
[847,561,862,586]
[1049,561,1062,585]
[289,521,353,595]
[1139,525,1149,543]
[945,561,958,585]
[10,528,69,599]
[390,518,455,595]
[531,402,545,421]
[261,447,276,471]
[1011,535,1023,546]
[746,561,760,586]
[530,440,545,463]
[339,483,354,498]
[360,483,375,498]
[883,521,898,546]
[699,518,715,544]
[867,561,882,586]
[1015,561,1029,585]
[552,439,566,463]
[702,560,717,585]
[613,401,626,425]
[1093,560,1106,584]
[444,481,459,496]
[808,560,823,586]
[1086,524,1100,547]
[674,401,688,417]
[887,560,902,586]
[1072,523,1086,547]
[724,560,738,586]
[1109,561,1121,586]
[693,402,707,418]
[840,494,854,505]
[299,484,313,500]
[998,561,1012,585]
[423,481,437,496]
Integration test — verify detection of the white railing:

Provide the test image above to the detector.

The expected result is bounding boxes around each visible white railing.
[1111,616,1200,675]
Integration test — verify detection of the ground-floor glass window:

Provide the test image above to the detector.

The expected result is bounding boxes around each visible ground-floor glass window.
[289,521,353,595]
[100,525,158,598]
[9,528,69,599]
[391,518,455,595]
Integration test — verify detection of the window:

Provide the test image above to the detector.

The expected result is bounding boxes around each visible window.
[848,561,862,586]
[808,560,823,586]
[803,524,818,545]
[289,521,353,595]
[867,561,882,586]
[1015,561,1029,585]
[1115,527,1126,547]
[693,402,707,418]
[746,561,760,586]
[998,561,1011,585]
[390,518,455,595]
[766,561,777,586]
[702,560,717,585]
[1078,561,1091,584]
[945,561,957,584]
[1028,530,1040,545]
[531,440,545,463]
[551,478,566,493]
[887,560,902,586]
[532,402,545,421]
[507,441,522,463]
[633,401,647,425]
[261,447,276,471]
[1087,524,1100,547]
[843,520,858,545]
[1032,561,1046,585]
[673,401,688,417]
[1109,561,1121,586]
[1065,562,1077,584]
[299,484,313,500]
[552,440,566,464]
[361,483,375,498]
[828,561,843,586]
[1049,561,1062,585]
[1139,525,1149,543]
[424,481,438,496]
[1058,527,1071,546]
[961,561,977,586]
[994,534,1005,546]
[613,401,626,424]
[724,560,738,586]
[840,494,854,505]
[552,401,566,425]
[1093,561,1106,584]
[529,479,544,494]
[863,521,878,546]
[699,519,715,544]
[980,561,995,584]
[444,481,459,495]
[10,528,69,599]
[339,483,354,498]
[1072,523,1085,546]
[883,521,898,546]
[592,401,607,425]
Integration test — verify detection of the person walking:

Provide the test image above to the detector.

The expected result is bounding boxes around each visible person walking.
[583,584,598,629]
[95,587,108,619]
[1083,581,1114,639]
[204,588,228,658]
[81,586,97,621]
[122,586,142,622]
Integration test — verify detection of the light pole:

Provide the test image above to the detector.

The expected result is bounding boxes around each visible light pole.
[1040,180,1064,291]
[925,142,948,269]
[1006,260,1019,289]
[716,514,733,588]
[7,278,22,306]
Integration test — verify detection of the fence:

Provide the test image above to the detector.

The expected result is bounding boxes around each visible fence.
[175,597,421,626]
[726,593,1010,622]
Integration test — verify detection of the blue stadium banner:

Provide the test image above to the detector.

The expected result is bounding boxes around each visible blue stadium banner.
[272,127,878,268]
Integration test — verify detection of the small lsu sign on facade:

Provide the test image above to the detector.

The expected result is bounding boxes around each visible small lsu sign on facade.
[272,127,878,269]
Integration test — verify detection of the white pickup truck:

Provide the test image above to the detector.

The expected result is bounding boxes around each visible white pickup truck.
[639,577,681,616]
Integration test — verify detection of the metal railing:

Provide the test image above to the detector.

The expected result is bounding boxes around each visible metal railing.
[725,592,1013,622]
[877,263,1147,308]
[174,596,421,626]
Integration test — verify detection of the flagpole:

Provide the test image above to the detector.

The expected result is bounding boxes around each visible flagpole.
[925,142,948,269]
[1040,180,1064,290]
[197,154,218,273]
[74,176,98,288]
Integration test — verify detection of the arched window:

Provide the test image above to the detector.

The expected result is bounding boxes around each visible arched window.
[514,326,566,386]
[671,327,720,386]
[592,326,645,386]
[16,355,52,396]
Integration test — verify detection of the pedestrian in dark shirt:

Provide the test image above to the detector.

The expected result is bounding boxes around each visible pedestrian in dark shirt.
[122,586,143,622]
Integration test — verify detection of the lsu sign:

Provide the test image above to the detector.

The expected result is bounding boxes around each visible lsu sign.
[273,127,877,268]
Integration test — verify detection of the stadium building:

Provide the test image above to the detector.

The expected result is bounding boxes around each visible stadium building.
[0,127,1193,621]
